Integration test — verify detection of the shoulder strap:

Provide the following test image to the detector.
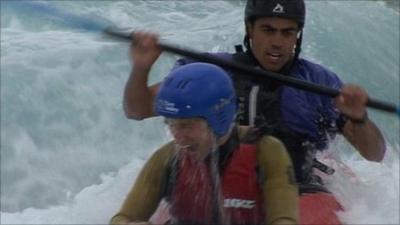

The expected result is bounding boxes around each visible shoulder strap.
[234,44,244,53]
[240,126,269,144]
[162,154,179,201]
[232,50,258,67]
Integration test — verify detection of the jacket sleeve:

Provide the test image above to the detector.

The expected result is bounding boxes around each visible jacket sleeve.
[256,136,299,225]
[110,142,175,224]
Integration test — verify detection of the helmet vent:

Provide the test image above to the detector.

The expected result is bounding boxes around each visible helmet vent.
[176,80,191,89]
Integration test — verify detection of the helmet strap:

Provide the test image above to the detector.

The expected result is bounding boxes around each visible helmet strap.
[279,28,303,74]
[294,29,303,60]
[243,34,251,52]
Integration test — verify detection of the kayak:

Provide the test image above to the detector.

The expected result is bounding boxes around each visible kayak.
[298,153,359,225]
[150,192,344,225]
[300,191,343,225]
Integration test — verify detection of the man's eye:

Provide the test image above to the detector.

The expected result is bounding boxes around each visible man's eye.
[283,30,297,37]
[262,28,275,34]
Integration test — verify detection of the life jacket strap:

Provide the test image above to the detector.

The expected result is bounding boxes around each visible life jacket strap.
[234,44,244,53]
[313,159,335,175]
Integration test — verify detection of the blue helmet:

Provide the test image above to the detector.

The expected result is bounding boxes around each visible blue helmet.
[155,63,237,137]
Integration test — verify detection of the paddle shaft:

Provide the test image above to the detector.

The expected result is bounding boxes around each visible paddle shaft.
[104,28,399,115]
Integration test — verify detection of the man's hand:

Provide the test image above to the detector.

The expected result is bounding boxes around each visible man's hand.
[131,31,162,71]
[335,84,368,122]
[337,84,386,162]
[123,31,162,120]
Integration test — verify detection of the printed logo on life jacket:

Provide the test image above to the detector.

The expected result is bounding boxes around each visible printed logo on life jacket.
[224,198,255,209]
[272,3,285,13]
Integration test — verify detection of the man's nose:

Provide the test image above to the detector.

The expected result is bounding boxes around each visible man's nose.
[270,34,284,49]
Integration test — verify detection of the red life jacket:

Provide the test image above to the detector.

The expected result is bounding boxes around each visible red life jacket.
[169,143,265,225]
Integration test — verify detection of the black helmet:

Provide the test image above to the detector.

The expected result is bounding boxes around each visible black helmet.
[245,0,306,27]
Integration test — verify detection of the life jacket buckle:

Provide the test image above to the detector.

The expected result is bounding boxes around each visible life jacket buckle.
[234,45,244,53]
[313,159,335,175]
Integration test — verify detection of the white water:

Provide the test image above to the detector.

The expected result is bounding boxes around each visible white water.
[1,1,399,224]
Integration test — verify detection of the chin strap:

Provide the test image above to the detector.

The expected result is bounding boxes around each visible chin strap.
[279,29,304,75]
[294,30,303,60]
